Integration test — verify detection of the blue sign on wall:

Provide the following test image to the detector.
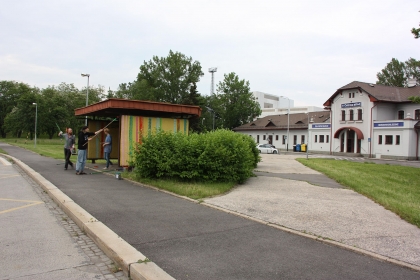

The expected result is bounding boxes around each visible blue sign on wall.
[312,124,331,129]
[374,122,404,127]
[341,102,361,108]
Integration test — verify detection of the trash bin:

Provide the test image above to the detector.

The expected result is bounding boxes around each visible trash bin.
[296,144,301,152]
[301,144,306,152]
[293,145,296,152]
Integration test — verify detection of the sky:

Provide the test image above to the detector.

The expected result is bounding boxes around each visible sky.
[1,0,419,107]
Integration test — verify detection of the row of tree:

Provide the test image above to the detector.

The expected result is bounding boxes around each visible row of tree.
[2,51,418,140]
[0,50,262,139]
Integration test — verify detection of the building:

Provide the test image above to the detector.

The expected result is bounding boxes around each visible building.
[235,82,420,160]
[324,81,420,160]
[74,98,201,166]
[252,91,325,118]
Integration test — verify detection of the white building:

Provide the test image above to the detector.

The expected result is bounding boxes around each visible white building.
[235,82,420,160]
[252,91,325,118]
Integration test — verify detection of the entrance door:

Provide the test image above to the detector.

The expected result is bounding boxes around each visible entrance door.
[347,130,355,153]
[340,134,345,152]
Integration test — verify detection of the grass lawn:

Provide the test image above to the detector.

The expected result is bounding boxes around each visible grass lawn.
[297,158,420,228]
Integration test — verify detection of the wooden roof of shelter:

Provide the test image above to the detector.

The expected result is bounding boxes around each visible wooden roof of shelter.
[74,98,202,119]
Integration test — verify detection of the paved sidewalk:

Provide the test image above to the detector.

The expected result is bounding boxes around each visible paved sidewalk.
[0,156,128,280]
[205,154,420,267]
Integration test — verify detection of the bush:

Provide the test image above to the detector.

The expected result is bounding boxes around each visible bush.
[130,129,260,183]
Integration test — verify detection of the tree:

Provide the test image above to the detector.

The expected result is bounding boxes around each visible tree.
[0,81,34,138]
[130,50,204,104]
[212,72,261,130]
[376,58,407,87]
[404,58,420,86]
[412,11,420,39]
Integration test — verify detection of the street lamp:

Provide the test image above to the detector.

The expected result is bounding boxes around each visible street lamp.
[33,103,37,148]
[81,73,90,125]
[306,113,315,160]
[281,96,290,152]
[205,106,215,131]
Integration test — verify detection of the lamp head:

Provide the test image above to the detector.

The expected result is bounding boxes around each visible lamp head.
[81,73,90,77]
[32,103,36,105]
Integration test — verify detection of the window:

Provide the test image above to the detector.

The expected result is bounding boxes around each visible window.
[315,135,318,143]
[326,135,329,143]
[398,110,404,120]
[263,135,266,140]
[349,110,354,121]
[385,135,393,145]
[348,92,354,98]
[301,135,305,144]
[282,135,286,145]
[341,110,345,121]
[257,135,260,143]
[319,135,325,143]
[396,135,400,145]
[378,135,382,144]
[293,135,297,145]
[275,135,279,141]
[415,109,420,120]
[357,109,362,120]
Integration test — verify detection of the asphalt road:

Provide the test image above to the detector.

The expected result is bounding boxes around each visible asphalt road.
[1,143,420,280]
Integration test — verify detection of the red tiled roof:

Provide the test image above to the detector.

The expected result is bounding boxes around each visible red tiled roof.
[233,111,330,131]
[323,81,420,107]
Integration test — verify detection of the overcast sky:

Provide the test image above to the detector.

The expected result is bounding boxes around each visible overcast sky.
[1,0,419,107]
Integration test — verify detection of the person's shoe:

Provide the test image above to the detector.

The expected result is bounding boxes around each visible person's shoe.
[64,168,67,170]
[76,172,80,175]
[80,172,87,175]
[103,167,108,170]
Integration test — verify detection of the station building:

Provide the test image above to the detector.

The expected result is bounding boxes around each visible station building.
[234,81,420,160]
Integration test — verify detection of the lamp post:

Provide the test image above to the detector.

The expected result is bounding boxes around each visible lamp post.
[205,106,215,131]
[32,103,37,148]
[81,73,90,125]
[281,96,290,152]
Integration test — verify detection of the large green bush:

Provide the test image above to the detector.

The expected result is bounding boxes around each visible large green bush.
[130,129,260,183]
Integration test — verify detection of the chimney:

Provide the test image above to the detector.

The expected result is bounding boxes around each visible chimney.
[407,78,417,88]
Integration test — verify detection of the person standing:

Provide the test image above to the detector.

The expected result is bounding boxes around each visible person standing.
[102,128,113,169]
[76,126,103,175]
[58,128,75,170]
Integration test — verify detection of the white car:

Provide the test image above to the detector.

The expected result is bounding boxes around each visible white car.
[256,144,278,154]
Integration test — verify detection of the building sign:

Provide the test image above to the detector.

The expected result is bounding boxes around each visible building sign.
[341,102,361,108]
[374,122,404,127]
[312,124,331,129]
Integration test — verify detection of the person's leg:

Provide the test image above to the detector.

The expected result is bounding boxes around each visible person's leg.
[76,150,84,173]
[64,149,71,169]
[80,149,87,173]
[64,148,68,169]
[104,152,110,168]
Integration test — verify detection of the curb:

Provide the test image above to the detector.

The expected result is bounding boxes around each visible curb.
[4,154,175,280]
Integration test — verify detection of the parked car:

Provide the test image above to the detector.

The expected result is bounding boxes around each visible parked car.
[256,144,278,154]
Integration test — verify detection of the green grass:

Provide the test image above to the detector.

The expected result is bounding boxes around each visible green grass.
[297,158,420,228]
[123,171,236,199]
[0,137,64,159]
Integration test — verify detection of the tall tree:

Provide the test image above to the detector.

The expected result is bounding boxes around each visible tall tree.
[404,58,420,86]
[376,58,407,87]
[213,72,261,130]
[0,81,34,138]
[131,50,204,104]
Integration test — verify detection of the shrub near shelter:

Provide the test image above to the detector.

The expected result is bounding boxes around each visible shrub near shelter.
[130,130,259,183]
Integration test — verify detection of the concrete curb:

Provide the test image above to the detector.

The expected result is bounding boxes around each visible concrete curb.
[4,154,175,280]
